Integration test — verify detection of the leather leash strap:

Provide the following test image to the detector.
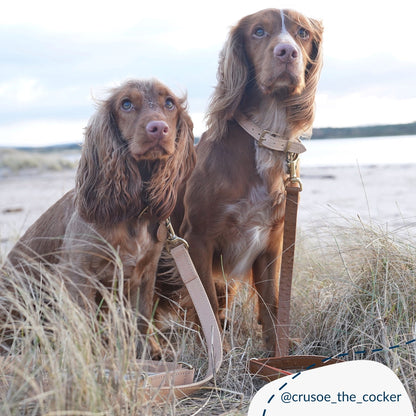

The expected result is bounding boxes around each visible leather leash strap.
[136,238,223,400]
[249,355,342,382]
[235,116,337,379]
[170,243,223,378]
[276,182,300,356]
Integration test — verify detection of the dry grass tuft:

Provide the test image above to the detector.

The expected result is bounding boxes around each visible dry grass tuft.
[292,218,416,404]
[0,217,415,414]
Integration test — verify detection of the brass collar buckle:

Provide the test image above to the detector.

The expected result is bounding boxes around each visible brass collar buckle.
[258,129,280,147]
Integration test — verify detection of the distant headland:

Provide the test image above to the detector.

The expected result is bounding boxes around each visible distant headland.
[2,122,416,152]
[312,121,416,139]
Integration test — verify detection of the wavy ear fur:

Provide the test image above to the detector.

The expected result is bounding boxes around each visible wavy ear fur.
[147,103,196,221]
[206,23,249,140]
[75,100,144,226]
[286,17,324,137]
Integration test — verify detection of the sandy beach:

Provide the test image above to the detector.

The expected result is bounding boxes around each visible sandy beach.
[300,163,416,231]
[1,163,416,257]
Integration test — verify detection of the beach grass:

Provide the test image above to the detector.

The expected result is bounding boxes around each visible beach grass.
[0,218,415,414]
[0,148,79,174]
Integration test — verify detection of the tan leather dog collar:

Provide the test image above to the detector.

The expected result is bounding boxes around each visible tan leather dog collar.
[235,113,307,154]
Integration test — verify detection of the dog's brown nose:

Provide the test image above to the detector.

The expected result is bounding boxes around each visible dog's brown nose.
[146,121,169,141]
[273,43,299,62]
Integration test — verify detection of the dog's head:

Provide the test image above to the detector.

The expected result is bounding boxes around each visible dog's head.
[208,9,323,138]
[76,79,196,224]
[238,9,323,97]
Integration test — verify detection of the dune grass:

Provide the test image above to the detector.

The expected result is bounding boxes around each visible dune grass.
[292,219,416,403]
[0,218,415,414]
[0,148,79,174]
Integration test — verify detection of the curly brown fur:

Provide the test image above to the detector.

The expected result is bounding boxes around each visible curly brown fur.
[3,79,195,356]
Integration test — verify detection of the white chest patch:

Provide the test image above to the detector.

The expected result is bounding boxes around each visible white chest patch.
[220,146,286,278]
[222,183,273,277]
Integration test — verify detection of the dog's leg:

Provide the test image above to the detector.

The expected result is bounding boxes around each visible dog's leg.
[131,261,162,359]
[62,267,98,312]
[252,219,284,354]
[252,251,280,354]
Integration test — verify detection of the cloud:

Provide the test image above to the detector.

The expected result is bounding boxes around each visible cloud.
[0,119,85,147]
[1,0,415,146]
[315,53,416,127]
[320,56,416,99]
[0,25,218,126]
[315,93,416,128]
[0,78,45,104]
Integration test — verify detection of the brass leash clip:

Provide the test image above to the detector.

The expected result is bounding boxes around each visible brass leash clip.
[165,217,189,252]
[286,152,303,191]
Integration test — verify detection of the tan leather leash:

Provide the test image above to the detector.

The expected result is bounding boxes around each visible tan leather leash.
[248,154,343,379]
[235,114,304,352]
[146,120,301,393]
[235,114,305,356]
[275,152,302,357]
[130,223,223,399]
[234,114,341,378]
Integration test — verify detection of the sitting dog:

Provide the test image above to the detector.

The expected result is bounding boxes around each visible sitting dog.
[173,9,323,353]
[3,79,195,355]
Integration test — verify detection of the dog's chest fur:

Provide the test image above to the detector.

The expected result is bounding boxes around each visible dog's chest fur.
[120,218,163,273]
[220,145,287,277]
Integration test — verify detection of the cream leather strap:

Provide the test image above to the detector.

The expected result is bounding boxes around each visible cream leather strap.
[235,113,306,154]
[170,243,223,377]
[140,242,223,400]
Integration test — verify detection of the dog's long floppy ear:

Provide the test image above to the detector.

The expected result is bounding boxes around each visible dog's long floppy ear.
[287,17,324,138]
[75,99,144,226]
[306,18,324,92]
[206,21,249,140]
[148,102,196,221]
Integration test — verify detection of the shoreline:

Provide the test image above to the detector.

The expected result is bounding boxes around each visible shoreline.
[1,163,416,256]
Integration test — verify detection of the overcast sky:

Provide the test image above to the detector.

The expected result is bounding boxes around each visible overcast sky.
[1,0,415,146]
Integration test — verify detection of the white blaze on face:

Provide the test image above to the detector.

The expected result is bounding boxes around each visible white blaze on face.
[280,9,288,34]
[279,10,294,44]
[278,10,302,63]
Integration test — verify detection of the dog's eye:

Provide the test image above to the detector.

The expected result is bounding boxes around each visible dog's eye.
[253,27,266,38]
[121,99,133,111]
[297,27,309,40]
[165,97,175,110]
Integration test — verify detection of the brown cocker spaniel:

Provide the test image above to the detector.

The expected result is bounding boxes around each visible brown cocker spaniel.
[177,9,323,354]
[4,79,195,354]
